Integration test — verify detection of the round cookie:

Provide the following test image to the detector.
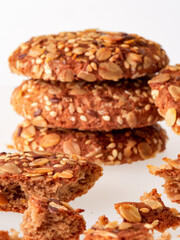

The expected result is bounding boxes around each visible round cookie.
[9,30,169,82]
[11,78,162,131]
[149,65,180,135]
[13,121,167,165]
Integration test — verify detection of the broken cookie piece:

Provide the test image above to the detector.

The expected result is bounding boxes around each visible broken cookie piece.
[115,189,180,232]
[148,155,180,204]
[0,230,21,240]
[84,215,154,240]
[0,151,102,213]
[21,195,86,240]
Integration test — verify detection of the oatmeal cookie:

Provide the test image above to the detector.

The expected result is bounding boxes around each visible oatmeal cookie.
[13,122,167,165]
[11,78,162,131]
[9,30,169,82]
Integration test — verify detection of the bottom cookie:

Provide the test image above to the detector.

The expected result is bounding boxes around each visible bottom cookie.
[13,121,168,165]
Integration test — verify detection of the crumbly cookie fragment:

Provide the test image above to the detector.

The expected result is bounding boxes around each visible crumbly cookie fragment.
[13,122,167,165]
[149,65,180,135]
[21,195,86,240]
[115,189,180,232]
[0,231,11,240]
[9,29,169,82]
[11,78,162,131]
[148,155,180,204]
[0,151,102,213]
[84,216,154,240]
[0,230,21,240]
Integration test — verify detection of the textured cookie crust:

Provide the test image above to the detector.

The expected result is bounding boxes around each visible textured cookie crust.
[148,155,180,204]
[0,152,102,213]
[149,65,180,135]
[11,78,162,131]
[21,195,86,240]
[8,29,169,82]
[13,122,167,165]
[84,216,153,240]
[115,189,180,232]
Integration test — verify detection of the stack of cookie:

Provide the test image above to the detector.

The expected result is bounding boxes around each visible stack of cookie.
[9,29,169,165]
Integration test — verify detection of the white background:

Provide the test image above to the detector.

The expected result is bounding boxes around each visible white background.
[0,0,180,238]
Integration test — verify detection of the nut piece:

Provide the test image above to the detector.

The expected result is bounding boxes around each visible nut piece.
[163,157,180,170]
[125,111,137,128]
[165,108,176,127]
[54,170,73,179]
[168,85,180,101]
[39,133,61,148]
[143,56,152,69]
[0,193,8,205]
[148,74,170,84]
[96,48,112,61]
[118,222,132,230]
[98,62,123,81]
[118,204,142,223]
[138,142,153,159]
[59,69,74,82]
[77,71,96,82]
[63,140,81,156]
[139,208,150,213]
[142,199,163,210]
[126,53,142,71]
[29,158,49,167]
[21,125,36,139]
[0,163,22,174]
[32,116,47,127]
[49,201,67,211]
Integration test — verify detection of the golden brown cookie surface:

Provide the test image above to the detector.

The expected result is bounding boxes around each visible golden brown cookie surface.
[9,30,169,82]
[11,78,162,131]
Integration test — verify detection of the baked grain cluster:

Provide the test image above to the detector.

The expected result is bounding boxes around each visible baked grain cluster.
[10,29,169,165]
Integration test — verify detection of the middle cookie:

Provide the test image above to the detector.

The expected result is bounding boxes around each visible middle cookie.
[11,78,162,131]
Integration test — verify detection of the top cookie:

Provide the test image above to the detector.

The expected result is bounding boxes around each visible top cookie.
[9,29,169,82]
[149,65,180,135]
